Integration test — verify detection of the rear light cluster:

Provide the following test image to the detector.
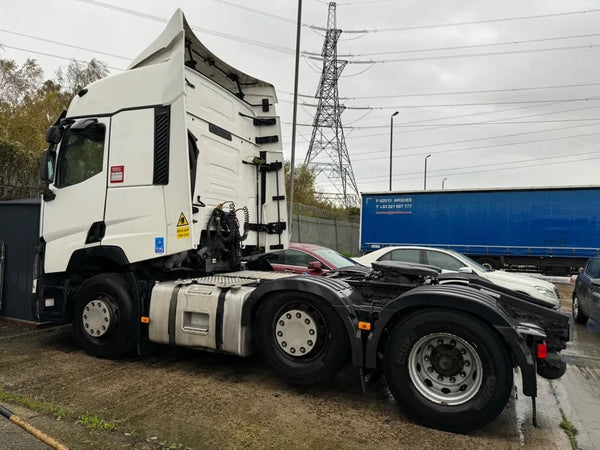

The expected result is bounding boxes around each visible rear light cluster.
[537,342,547,359]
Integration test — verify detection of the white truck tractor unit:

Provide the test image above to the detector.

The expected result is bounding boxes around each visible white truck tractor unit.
[34,10,569,433]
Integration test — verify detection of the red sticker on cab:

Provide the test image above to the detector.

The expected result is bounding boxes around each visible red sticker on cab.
[110,165,124,183]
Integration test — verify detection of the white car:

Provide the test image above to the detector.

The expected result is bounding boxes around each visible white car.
[354,246,560,309]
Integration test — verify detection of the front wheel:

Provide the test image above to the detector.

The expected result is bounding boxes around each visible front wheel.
[254,291,349,385]
[572,293,588,325]
[73,273,137,359]
[383,309,513,433]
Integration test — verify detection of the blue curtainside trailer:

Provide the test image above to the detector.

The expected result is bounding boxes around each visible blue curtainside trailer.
[360,186,600,274]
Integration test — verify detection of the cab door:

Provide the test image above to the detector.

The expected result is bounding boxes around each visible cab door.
[41,118,109,274]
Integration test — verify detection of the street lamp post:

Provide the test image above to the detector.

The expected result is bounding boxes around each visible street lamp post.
[424,154,431,190]
[442,177,447,190]
[389,111,399,191]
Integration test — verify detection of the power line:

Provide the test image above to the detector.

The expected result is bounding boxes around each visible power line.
[284,118,600,130]
[350,130,600,161]
[281,101,600,143]
[316,0,396,5]
[75,0,296,55]
[286,97,600,110]
[304,32,600,58]
[280,81,600,100]
[0,44,124,71]
[336,102,600,139]
[0,29,130,60]
[310,8,600,34]
[344,119,600,129]
[210,0,297,24]
[304,43,600,64]
[359,154,600,186]
[359,150,600,182]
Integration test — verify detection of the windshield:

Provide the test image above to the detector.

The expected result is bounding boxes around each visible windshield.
[312,248,358,269]
[447,249,491,273]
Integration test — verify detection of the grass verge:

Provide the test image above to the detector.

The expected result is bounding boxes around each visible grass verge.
[0,387,186,447]
[559,412,578,450]
[0,387,66,420]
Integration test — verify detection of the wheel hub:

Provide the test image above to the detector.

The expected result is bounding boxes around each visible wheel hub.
[275,309,317,357]
[408,332,483,406]
[82,298,113,338]
[430,345,463,376]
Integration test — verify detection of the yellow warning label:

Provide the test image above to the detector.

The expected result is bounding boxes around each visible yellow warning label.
[177,212,189,227]
[177,226,190,239]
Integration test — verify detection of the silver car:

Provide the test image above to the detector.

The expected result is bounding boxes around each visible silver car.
[354,246,560,309]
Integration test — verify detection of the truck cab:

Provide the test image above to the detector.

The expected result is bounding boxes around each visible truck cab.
[37,10,287,323]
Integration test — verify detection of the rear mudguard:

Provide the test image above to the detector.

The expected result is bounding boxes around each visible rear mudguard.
[361,284,545,397]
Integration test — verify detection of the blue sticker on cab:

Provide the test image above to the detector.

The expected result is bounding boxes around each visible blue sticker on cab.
[155,237,165,254]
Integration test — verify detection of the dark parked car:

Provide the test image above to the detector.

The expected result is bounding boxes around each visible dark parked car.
[244,243,360,275]
[572,256,600,324]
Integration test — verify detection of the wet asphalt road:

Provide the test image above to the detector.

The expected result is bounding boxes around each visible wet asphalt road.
[0,407,53,449]
[560,318,600,450]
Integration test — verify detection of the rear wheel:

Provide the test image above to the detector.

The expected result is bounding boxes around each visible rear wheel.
[572,293,588,325]
[255,291,349,385]
[383,309,513,433]
[73,273,137,359]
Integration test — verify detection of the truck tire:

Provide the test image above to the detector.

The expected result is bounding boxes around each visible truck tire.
[572,293,588,325]
[383,309,513,433]
[72,273,137,359]
[255,291,349,385]
[478,257,498,271]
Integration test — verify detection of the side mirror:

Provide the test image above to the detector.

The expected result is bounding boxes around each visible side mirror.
[39,150,55,183]
[307,261,322,272]
[45,125,63,144]
[579,267,584,273]
[45,110,67,144]
[458,267,473,274]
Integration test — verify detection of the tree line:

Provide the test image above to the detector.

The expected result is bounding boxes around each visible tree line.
[0,55,107,200]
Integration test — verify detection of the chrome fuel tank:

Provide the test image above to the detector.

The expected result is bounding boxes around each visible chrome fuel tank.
[148,276,256,356]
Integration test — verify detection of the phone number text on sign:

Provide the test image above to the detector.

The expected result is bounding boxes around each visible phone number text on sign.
[374,197,413,214]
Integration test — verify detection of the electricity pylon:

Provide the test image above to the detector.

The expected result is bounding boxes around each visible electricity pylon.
[304,2,359,207]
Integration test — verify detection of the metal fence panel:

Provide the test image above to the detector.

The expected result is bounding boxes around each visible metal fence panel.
[0,199,40,321]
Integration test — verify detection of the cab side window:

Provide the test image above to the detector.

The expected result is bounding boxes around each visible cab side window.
[56,121,106,188]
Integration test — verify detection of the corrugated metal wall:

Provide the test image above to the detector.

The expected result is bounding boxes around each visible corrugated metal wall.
[0,199,40,322]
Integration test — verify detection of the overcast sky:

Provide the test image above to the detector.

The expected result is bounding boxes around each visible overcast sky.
[2,0,600,196]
